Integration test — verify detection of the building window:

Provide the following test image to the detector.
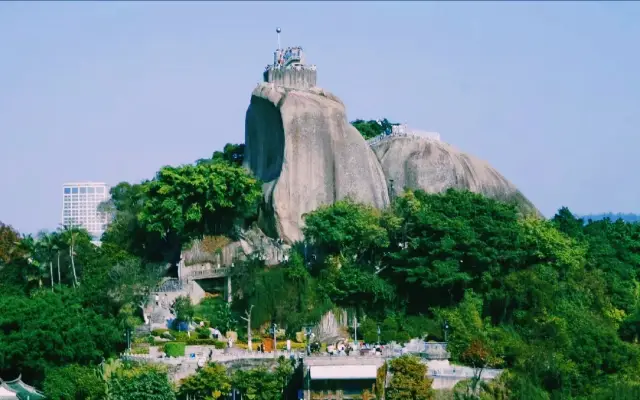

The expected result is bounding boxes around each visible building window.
[71,187,79,194]
[79,187,86,194]
[64,188,71,194]
[96,187,104,194]
[88,187,95,194]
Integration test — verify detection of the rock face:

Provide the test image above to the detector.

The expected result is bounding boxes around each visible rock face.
[370,135,539,215]
[244,83,390,243]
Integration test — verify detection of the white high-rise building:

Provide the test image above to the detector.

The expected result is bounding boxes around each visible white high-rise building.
[61,182,111,240]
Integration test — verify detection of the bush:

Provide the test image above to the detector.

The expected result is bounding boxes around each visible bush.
[131,346,150,355]
[164,342,186,357]
[184,339,227,349]
[151,328,169,337]
[44,365,107,400]
[170,330,189,341]
[195,327,210,339]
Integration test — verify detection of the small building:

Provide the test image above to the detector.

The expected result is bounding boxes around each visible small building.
[263,28,317,90]
[303,357,384,400]
[0,376,46,400]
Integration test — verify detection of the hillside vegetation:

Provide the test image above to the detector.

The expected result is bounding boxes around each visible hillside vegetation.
[1,141,640,399]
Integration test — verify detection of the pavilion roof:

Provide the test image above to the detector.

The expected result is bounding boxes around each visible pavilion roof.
[0,376,45,400]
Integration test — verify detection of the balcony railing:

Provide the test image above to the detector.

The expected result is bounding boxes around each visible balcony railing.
[182,266,232,280]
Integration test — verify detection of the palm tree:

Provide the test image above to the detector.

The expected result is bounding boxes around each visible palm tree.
[60,225,79,287]
[37,231,57,290]
[15,234,46,288]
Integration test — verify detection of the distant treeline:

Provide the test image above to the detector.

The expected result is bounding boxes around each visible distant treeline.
[579,213,640,223]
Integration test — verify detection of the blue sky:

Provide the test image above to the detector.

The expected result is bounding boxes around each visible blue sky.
[1,1,639,234]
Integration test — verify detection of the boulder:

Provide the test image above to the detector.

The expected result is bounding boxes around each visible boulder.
[370,135,539,215]
[244,83,390,244]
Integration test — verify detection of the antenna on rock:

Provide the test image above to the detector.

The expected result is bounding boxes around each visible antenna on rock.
[276,27,282,50]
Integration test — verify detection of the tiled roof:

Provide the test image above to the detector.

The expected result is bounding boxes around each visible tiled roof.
[0,376,45,400]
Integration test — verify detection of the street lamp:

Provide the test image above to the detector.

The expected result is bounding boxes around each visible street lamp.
[271,323,278,356]
[443,320,449,343]
[124,328,132,352]
[304,326,313,355]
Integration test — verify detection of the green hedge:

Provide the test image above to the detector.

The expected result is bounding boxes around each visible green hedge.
[131,346,150,355]
[151,328,169,337]
[164,342,186,357]
[185,339,226,349]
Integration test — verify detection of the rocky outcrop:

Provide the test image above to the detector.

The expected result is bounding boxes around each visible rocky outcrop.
[370,136,539,215]
[181,227,290,269]
[244,83,390,243]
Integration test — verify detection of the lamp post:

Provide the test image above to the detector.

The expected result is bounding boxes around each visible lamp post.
[444,320,449,343]
[353,317,361,349]
[271,323,278,357]
[124,328,131,352]
[304,326,313,355]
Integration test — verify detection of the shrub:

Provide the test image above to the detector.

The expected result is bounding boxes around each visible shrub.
[131,346,150,355]
[170,330,189,341]
[195,327,210,339]
[184,339,227,349]
[164,342,186,357]
[151,328,169,337]
[133,336,147,344]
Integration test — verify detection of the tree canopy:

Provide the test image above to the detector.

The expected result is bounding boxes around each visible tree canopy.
[2,139,640,399]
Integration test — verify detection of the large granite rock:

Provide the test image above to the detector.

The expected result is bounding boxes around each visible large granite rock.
[370,135,539,215]
[244,83,390,243]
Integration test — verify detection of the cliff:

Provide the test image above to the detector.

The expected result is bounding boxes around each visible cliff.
[370,135,539,215]
[244,83,390,243]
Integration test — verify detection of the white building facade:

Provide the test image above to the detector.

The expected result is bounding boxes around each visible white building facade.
[61,182,110,240]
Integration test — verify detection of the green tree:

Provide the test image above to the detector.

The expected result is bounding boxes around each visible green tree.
[303,199,391,263]
[139,161,262,243]
[232,367,283,400]
[232,253,330,332]
[274,356,295,394]
[386,355,434,400]
[0,221,22,265]
[390,189,528,313]
[174,295,195,327]
[36,231,59,290]
[108,362,175,400]
[44,364,106,400]
[99,182,177,262]
[351,118,397,140]
[437,292,504,396]
[178,362,231,400]
[0,289,123,384]
[212,143,246,167]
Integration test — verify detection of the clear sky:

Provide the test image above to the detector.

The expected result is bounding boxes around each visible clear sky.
[1,1,639,235]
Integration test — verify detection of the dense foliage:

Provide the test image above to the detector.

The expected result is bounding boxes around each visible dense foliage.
[109,362,176,400]
[2,138,640,399]
[351,118,398,140]
[232,192,640,399]
[44,364,107,400]
[386,355,434,400]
